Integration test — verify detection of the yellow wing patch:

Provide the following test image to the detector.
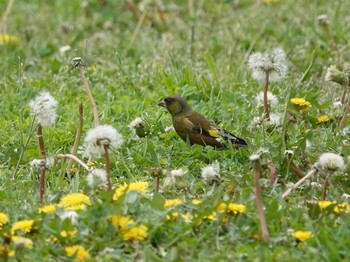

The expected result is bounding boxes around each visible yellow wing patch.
[208,129,221,138]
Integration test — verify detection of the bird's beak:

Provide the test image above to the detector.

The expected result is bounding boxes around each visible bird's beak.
[158,100,166,107]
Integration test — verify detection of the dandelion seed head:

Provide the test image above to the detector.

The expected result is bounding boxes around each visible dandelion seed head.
[255,91,278,107]
[248,48,288,82]
[269,113,282,125]
[129,117,144,129]
[86,168,107,188]
[318,14,330,26]
[201,163,220,184]
[29,92,58,126]
[58,210,79,225]
[318,153,345,172]
[84,125,124,158]
[332,101,343,108]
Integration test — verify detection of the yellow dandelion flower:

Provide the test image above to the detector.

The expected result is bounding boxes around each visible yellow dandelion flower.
[113,182,148,200]
[164,198,183,209]
[109,215,134,231]
[65,245,90,261]
[122,225,148,241]
[292,231,313,242]
[334,202,350,214]
[317,115,330,123]
[203,212,217,221]
[38,204,56,214]
[8,250,15,257]
[0,34,20,45]
[166,212,179,221]
[11,220,34,235]
[192,199,202,205]
[227,203,247,214]
[11,236,33,249]
[60,228,78,238]
[87,66,97,72]
[87,161,96,167]
[0,212,10,228]
[59,193,91,210]
[318,200,333,209]
[217,203,227,213]
[290,98,312,113]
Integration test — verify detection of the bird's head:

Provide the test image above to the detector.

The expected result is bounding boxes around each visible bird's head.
[158,96,192,116]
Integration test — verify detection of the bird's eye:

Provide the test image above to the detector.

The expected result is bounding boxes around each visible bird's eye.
[165,98,173,104]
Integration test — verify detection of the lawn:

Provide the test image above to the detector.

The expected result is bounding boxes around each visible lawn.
[1,0,350,261]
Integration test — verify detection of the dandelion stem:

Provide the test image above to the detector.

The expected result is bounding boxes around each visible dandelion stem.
[290,162,305,179]
[56,154,90,171]
[80,65,99,127]
[282,167,318,199]
[250,158,269,242]
[67,102,84,172]
[321,174,331,200]
[103,145,112,191]
[339,96,350,129]
[155,176,160,193]
[37,124,47,206]
[263,71,270,120]
[340,90,347,105]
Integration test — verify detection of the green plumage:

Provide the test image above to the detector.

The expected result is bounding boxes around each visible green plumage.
[158,96,247,148]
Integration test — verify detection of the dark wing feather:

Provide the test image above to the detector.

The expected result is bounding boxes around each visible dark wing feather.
[173,111,247,148]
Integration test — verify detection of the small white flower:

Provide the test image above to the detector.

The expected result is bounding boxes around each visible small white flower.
[170,168,187,177]
[86,168,107,188]
[58,210,79,225]
[332,101,343,108]
[201,163,220,184]
[318,153,345,171]
[269,113,282,125]
[252,116,263,126]
[248,48,288,82]
[29,92,58,126]
[255,91,278,107]
[165,126,174,133]
[342,193,350,200]
[59,45,71,54]
[84,125,124,158]
[249,154,260,162]
[164,168,187,186]
[30,159,45,170]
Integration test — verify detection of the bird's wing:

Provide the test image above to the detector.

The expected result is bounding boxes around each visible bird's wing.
[186,112,247,147]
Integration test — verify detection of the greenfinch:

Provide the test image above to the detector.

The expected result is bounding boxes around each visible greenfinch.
[158,96,247,148]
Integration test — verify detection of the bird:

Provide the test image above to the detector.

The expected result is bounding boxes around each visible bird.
[158,95,247,148]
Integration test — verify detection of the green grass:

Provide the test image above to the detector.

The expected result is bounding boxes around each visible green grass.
[1,0,350,261]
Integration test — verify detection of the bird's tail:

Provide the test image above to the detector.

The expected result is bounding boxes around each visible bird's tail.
[219,128,248,147]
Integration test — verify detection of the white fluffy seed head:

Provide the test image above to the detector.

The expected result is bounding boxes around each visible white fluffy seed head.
[201,163,220,184]
[318,153,345,172]
[29,92,58,126]
[58,210,79,225]
[86,168,108,188]
[84,125,124,158]
[269,113,282,126]
[255,91,278,107]
[164,168,188,186]
[248,48,288,82]
[129,117,145,129]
